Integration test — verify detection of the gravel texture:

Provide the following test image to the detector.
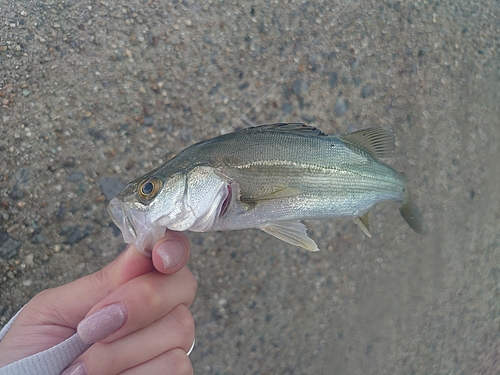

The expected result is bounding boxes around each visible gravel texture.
[1,0,500,374]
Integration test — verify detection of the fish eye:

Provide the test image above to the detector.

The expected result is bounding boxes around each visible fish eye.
[138,177,161,201]
[142,181,154,195]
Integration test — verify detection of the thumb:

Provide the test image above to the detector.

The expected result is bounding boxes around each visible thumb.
[151,230,191,275]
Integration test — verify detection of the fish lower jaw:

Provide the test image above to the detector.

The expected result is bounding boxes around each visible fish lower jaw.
[159,212,218,233]
[133,225,168,256]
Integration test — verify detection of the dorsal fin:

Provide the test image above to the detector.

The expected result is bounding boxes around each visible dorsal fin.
[240,123,326,137]
[339,127,395,159]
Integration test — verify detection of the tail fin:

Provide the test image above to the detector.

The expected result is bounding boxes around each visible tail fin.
[399,189,425,234]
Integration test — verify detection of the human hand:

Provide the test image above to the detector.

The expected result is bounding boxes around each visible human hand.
[0,231,197,375]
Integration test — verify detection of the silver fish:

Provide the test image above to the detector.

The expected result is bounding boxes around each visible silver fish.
[108,123,424,255]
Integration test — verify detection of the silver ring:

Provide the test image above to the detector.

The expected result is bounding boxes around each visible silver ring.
[187,338,195,356]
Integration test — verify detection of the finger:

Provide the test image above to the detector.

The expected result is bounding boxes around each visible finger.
[24,230,190,329]
[19,243,152,329]
[151,231,191,275]
[79,305,194,375]
[77,267,197,344]
[121,349,193,375]
[0,242,155,365]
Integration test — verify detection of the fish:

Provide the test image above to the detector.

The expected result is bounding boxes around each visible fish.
[108,123,424,255]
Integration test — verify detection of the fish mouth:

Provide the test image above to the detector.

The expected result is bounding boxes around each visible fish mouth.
[108,197,166,256]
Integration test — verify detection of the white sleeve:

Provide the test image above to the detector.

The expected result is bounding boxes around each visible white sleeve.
[0,308,91,375]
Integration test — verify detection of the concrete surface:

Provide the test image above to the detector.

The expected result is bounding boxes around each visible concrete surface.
[1,0,500,373]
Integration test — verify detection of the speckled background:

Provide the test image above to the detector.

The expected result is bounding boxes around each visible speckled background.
[1,0,500,374]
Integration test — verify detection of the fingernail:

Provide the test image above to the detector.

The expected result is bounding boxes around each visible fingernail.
[157,240,184,269]
[61,362,86,375]
[77,303,127,344]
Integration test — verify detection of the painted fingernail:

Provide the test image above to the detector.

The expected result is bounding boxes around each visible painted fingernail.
[77,302,127,344]
[61,362,86,375]
[157,240,184,269]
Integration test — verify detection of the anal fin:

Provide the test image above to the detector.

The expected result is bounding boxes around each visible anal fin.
[259,221,319,252]
[353,212,372,238]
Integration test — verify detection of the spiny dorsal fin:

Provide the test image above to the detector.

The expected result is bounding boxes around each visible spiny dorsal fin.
[339,127,395,159]
[240,123,326,137]
[241,187,302,203]
[259,220,319,252]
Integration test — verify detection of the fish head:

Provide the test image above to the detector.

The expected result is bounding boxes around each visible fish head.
[108,166,232,255]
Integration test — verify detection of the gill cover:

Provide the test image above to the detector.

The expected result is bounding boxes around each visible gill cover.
[108,167,232,255]
[161,167,232,232]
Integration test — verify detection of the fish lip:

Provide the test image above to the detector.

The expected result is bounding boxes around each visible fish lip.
[108,197,166,255]
[108,198,139,243]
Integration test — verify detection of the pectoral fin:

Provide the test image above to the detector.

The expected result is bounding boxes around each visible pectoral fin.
[259,221,319,252]
[241,187,302,203]
[353,212,372,238]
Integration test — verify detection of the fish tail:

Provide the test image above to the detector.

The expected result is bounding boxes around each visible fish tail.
[399,187,425,234]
